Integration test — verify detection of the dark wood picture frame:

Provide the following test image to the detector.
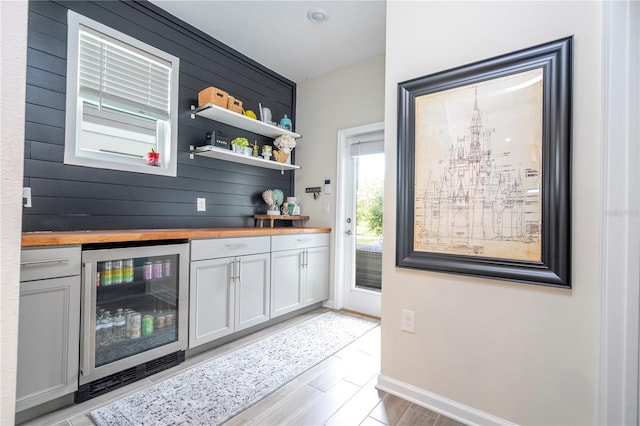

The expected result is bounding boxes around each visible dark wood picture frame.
[396,37,572,288]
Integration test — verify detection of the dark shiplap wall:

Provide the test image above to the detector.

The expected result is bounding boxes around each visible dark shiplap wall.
[23,0,297,231]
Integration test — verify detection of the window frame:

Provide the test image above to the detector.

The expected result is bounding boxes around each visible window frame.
[64,10,179,177]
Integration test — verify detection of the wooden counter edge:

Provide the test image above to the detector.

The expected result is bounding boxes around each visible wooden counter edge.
[21,227,332,247]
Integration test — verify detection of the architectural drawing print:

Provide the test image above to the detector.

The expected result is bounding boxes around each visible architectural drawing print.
[413,69,543,262]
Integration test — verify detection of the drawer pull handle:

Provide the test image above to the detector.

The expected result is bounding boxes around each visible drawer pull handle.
[20,258,70,266]
[224,243,248,250]
[295,238,312,244]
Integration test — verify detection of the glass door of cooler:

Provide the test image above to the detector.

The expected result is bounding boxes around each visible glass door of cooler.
[80,243,189,385]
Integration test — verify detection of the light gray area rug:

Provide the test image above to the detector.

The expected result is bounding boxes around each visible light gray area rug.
[90,311,378,426]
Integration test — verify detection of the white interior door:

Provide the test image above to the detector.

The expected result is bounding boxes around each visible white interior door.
[335,123,384,318]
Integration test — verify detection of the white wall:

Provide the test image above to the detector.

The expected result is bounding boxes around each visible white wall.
[381,2,602,425]
[295,53,385,305]
[0,0,28,423]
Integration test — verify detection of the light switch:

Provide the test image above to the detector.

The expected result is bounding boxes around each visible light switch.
[23,187,32,208]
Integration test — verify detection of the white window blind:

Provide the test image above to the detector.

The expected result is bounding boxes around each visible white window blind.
[78,28,171,120]
[350,139,384,157]
[65,10,179,177]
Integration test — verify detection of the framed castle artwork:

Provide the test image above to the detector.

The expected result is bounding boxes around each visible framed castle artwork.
[396,37,572,288]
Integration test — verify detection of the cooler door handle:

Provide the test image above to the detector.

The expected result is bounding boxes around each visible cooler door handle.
[80,263,93,377]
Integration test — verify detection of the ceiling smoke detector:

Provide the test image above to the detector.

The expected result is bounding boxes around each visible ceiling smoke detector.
[307,8,328,23]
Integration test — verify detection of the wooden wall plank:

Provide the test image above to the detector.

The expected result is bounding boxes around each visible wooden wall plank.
[23,0,297,232]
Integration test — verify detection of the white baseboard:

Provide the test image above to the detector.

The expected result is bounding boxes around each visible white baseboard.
[376,375,516,426]
[322,300,336,309]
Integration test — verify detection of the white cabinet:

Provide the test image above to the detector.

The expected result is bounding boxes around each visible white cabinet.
[270,234,329,318]
[189,237,271,348]
[17,246,81,412]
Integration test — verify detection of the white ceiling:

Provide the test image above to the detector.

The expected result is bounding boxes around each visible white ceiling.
[148,0,386,83]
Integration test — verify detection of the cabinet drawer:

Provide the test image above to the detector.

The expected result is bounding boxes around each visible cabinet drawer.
[271,233,329,252]
[20,246,81,282]
[191,236,271,261]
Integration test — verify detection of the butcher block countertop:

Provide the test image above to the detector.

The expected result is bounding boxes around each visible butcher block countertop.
[22,227,331,247]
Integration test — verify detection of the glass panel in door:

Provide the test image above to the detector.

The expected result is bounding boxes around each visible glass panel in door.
[354,152,384,291]
[95,254,180,367]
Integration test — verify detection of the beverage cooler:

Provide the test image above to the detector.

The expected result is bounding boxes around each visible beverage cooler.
[77,241,189,401]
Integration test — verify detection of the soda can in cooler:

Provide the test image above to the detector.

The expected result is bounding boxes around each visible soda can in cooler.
[112,259,123,285]
[130,312,141,339]
[153,261,163,279]
[144,262,153,280]
[124,259,134,283]
[101,261,112,286]
[163,259,171,277]
[142,315,154,336]
[124,309,133,338]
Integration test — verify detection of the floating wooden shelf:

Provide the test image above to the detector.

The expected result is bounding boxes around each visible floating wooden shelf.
[190,145,299,172]
[254,215,310,228]
[191,103,301,139]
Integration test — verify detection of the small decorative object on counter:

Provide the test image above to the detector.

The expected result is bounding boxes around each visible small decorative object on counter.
[262,189,284,215]
[231,137,249,154]
[279,114,292,131]
[146,148,160,166]
[287,197,300,215]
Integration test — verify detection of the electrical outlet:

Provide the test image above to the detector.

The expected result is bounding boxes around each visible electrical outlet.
[323,202,330,215]
[197,197,206,212]
[401,309,415,333]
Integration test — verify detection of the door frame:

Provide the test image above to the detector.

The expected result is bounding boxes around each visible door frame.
[333,121,384,314]
[599,1,640,424]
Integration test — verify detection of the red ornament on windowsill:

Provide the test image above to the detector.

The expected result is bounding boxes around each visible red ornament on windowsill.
[146,150,160,166]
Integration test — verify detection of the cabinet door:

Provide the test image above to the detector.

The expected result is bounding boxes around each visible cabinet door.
[16,275,80,412]
[304,246,330,306]
[235,253,270,331]
[189,257,235,348]
[271,249,303,318]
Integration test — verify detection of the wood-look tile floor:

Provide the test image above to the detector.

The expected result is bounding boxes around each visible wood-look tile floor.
[21,309,466,426]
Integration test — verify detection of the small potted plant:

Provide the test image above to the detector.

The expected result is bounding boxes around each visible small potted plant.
[231,137,250,155]
[146,147,159,166]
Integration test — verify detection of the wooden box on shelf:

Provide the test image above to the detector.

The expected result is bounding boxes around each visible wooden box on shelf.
[198,87,228,108]
[227,97,243,114]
